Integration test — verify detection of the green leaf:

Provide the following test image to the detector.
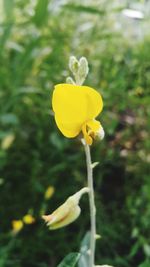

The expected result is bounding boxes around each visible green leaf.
[64,4,105,15]
[78,232,90,267]
[58,253,80,267]
[3,0,14,22]
[0,113,19,125]
[129,241,141,258]
[139,260,150,267]
[33,0,49,27]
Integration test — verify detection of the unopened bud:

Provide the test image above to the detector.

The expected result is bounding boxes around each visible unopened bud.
[66,76,75,84]
[96,126,105,141]
[69,56,79,75]
[79,57,89,79]
[42,187,89,230]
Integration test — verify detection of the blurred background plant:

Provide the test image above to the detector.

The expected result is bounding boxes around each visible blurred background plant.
[0,0,150,266]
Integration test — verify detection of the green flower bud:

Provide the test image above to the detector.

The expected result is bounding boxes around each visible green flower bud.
[69,56,79,75]
[66,76,75,84]
[95,126,105,141]
[78,57,89,79]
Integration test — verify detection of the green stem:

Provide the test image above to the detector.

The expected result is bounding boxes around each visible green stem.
[84,143,96,267]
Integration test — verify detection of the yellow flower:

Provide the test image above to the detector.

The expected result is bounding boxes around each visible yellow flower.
[12,220,23,233]
[44,186,55,200]
[42,187,89,230]
[23,214,35,224]
[1,134,15,150]
[52,84,104,145]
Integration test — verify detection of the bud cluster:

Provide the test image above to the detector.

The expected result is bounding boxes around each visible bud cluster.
[66,56,89,85]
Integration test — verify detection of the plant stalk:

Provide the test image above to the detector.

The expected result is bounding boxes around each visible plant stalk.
[84,143,96,267]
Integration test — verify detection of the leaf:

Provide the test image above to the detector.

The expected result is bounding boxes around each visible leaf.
[139,260,150,267]
[78,232,90,267]
[58,253,80,267]
[3,0,14,22]
[0,113,19,125]
[64,4,105,15]
[33,0,49,27]
[128,241,140,258]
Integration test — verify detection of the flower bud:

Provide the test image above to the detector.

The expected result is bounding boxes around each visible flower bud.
[69,56,79,75]
[12,220,23,234]
[66,76,75,84]
[95,126,105,141]
[79,57,89,79]
[42,187,89,230]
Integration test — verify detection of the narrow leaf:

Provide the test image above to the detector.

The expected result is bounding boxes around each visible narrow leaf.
[33,0,49,27]
[78,232,90,267]
[64,4,105,15]
[3,0,14,22]
[58,253,80,267]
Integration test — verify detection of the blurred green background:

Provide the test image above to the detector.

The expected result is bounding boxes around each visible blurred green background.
[0,0,150,266]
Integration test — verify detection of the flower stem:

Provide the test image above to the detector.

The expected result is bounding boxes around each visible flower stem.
[84,143,96,267]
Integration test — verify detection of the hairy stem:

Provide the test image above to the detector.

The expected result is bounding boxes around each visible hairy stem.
[84,143,96,267]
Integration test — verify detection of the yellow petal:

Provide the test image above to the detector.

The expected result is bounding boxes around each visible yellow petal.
[52,84,87,137]
[54,116,81,138]
[82,120,103,145]
[86,120,101,132]
[52,84,103,138]
[85,86,103,119]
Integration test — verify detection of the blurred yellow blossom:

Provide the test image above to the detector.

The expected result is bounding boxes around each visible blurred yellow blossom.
[44,186,55,200]
[12,220,23,233]
[1,134,15,150]
[23,214,35,224]
[135,86,144,95]
[52,84,104,145]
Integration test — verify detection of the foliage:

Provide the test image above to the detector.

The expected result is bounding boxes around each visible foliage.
[57,253,80,267]
[0,0,150,266]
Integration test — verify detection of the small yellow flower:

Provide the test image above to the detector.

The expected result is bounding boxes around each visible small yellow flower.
[1,134,15,150]
[12,220,23,233]
[44,186,55,200]
[42,187,89,230]
[23,214,35,224]
[52,84,104,145]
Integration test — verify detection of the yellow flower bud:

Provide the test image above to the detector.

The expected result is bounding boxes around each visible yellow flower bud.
[23,214,35,224]
[42,187,89,230]
[1,134,15,150]
[12,220,23,233]
[44,186,55,200]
